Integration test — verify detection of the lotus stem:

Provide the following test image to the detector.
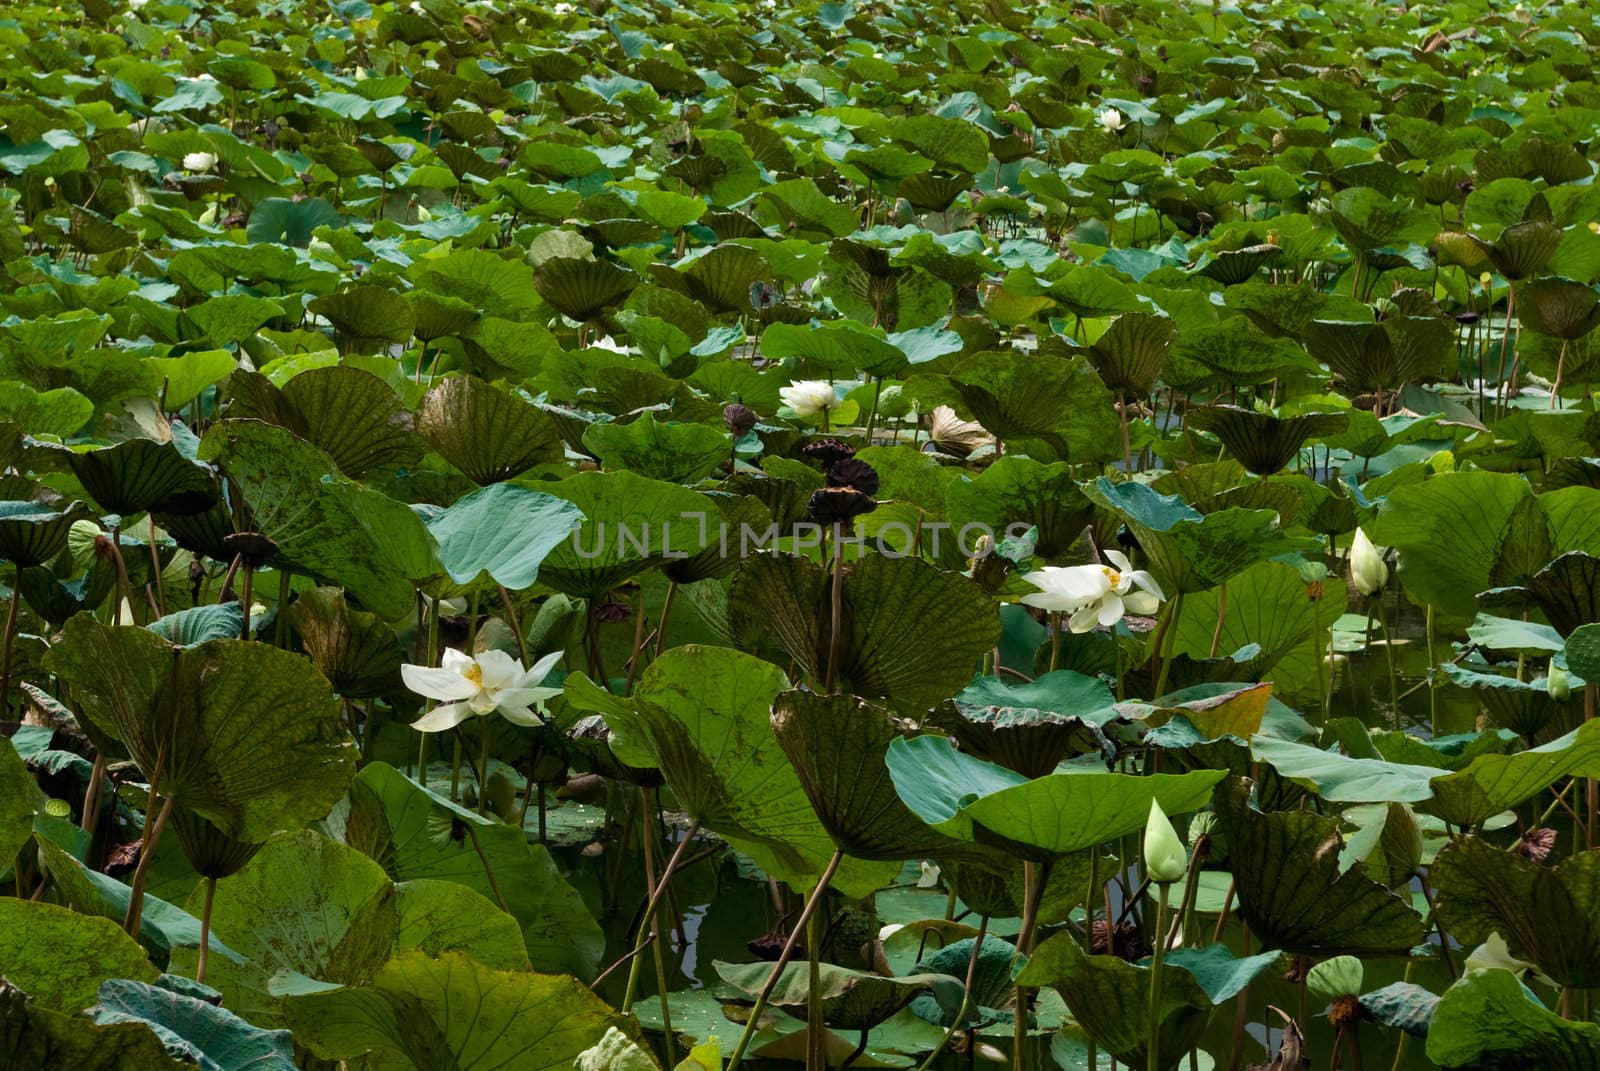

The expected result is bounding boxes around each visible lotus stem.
[109,525,134,625]
[238,564,253,641]
[122,793,174,937]
[1083,845,1098,951]
[825,525,845,693]
[1426,604,1438,733]
[1208,581,1227,659]
[1152,591,1183,701]
[864,376,883,443]
[655,580,677,658]
[1552,339,1569,409]
[477,715,492,817]
[1227,923,1251,1071]
[147,516,165,616]
[1013,858,1051,1071]
[196,875,217,984]
[1147,882,1172,1071]
[1118,391,1134,472]
[1417,872,1457,980]
[1587,684,1597,850]
[627,788,677,1068]
[0,568,21,714]
[806,901,824,1071]
[618,816,700,1009]
[726,849,844,1071]
[915,915,988,1071]
[80,753,108,836]
[623,597,648,695]
[1374,599,1399,729]
[1049,612,1062,673]
[499,586,529,667]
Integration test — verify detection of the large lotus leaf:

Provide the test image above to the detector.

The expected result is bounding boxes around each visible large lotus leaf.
[1426,968,1600,1070]
[87,979,297,1071]
[944,671,1117,778]
[1217,781,1425,956]
[771,690,979,861]
[198,420,435,618]
[1476,221,1562,281]
[944,457,1094,560]
[932,350,1119,462]
[0,981,190,1071]
[1490,494,1558,589]
[1305,316,1456,393]
[1442,664,1561,737]
[716,960,961,1032]
[728,552,1000,713]
[1172,560,1347,695]
[274,367,421,478]
[343,763,603,979]
[144,602,245,647]
[290,587,405,699]
[180,295,284,349]
[1195,244,1283,286]
[1426,719,1600,827]
[1250,735,1441,804]
[308,285,415,347]
[1187,406,1348,477]
[0,383,94,437]
[582,413,730,484]
[1084,478,1307,594]
[1518,278,1600,340]
[533,257,638,321]
[410,250,543,317]
[760,320,907,378]
[426,482,584,590]
[1171,317,1317,388]
[44,616,357,842]
[0,735,34,868]
[1014,931,1210,1071]
[1368,471,1531,619]
[886,734,1224,857]
[906,934,1017,1026]
[247,196,340,247]
[1328,186,1435,252]
[0,899,158,1011]
[167,830,527,1028]
[0,499,90,567]
[415,375,564,485]
[53,438,218,516]
[1527,551,1600,636]
[281,950,630,1071]
[404,290,478,342]
[680,244,770,313]
[1087,311,1176,397]
[564,646,894,898]
[1432,837,1600,988]
[535,470,712,598]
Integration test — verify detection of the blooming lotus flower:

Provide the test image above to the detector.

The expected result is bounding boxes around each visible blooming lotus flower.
[1350,528,1388,596]
[1019,549,1163,632]
[1099,107,1126,132]
[780,380,836,423]
[1143,800,1188,884]
[403,648,563,732]
[182,152,218,172]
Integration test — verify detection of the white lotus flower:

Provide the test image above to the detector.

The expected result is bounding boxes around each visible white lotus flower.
[403,648,563,732]
[779,379,836,422]
[1350,528,1388,596]
[1098,107,1126,133]
[182,151,217,172]
[916,861,941,888]
[129,0,148,10]
[1019,549,1163,632]
[552,1,574,11]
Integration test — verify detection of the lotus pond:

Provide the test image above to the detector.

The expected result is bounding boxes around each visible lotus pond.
[6,0,1600,1068]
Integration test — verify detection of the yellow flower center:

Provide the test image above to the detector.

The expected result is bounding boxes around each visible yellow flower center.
[463,663,483,687]
[1102,566,1122,587]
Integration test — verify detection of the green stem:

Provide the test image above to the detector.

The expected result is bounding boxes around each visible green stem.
[197,876,217,984]
[1152,592,1184,701]
[1375,600,1399,730]
[726,850,845,1071]
[477,715,492,817]
[807,900,824,1071]
[1147,883,1171,1071]
[914,916,988,1071]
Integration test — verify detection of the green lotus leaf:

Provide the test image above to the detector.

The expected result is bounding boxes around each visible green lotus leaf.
[143,602,245,646]
[727,551,1000,713]
[886,734,1224,857]
[281,950,631,1071]
[534,470,712,598]
[1217,781,1425,956]
[906,933,1017,1026]
[1014,931,1210,1071]
[1426,968,1600,1070]
[760,319,908,378]
[410,250,543,316]
[945,457,1094,560]
[1528,551,1600,637]
[1173,316,1319,387]
[1440,664,1562,738]
[343,762,604,980]
[942,671,1117,778]
[1083,478,1309,594]
[198,419,436,618]
[0,898,157,1012]
[1327,186,1435,253]
[1433,837,1600,989]
[1359,981,1438,1038]
[0,734,35,869]
[771,689,979,862]
[715,960,961,1032]
[928,349,1119,462]
[308,285,415,348]
[44,616,358,842]
[1187,406,1348,476]
[533,257,638,322]
[1518,277,1600,340]
[582,412,730,484]
[290,587,405,699]
[677,243,770,313]
[51,437,218,517]
[246,196,342,247]
[0,980,188,1071]
[1305,316,1456,394]
[166,830,528,1027]
[415,374,564,485]
[179,295,284,349]
[426,482,584,590]
[271,366,421,478]
[1194,243,1282,286]
[1367,471,1532,619]
[87,979,297,1071]
[0,499,90,566]
[1087,311,1176,397]
[1473,221,1562,281]
[0,383,93,437]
